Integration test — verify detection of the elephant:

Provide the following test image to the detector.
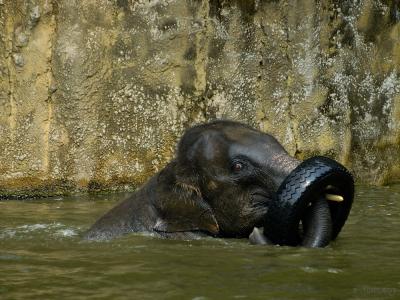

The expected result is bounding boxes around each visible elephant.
[85,120,354,247]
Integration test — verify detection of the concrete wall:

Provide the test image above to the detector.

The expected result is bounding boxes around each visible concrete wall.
[0,0,399,197]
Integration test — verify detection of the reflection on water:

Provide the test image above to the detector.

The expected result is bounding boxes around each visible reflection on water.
[1,186,399,299]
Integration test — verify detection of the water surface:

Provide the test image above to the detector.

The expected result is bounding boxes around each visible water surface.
[1,185,399,299]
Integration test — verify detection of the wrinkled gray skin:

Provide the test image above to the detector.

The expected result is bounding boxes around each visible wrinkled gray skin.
[85,120,300,240]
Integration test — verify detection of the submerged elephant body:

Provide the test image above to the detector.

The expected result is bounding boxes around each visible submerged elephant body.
[85,120,353,246]
[85,163,220,240]
[86,120,299,240]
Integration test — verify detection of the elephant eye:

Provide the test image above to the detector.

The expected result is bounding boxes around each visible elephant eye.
[232,162,243,172]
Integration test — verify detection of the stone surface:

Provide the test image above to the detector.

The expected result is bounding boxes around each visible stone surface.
[0,0,399,197]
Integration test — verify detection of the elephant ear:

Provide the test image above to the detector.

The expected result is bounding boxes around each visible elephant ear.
[153,164,219,236]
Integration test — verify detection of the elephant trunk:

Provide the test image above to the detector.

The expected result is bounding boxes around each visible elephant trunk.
[267,153,301,191]
[301,196,332,247]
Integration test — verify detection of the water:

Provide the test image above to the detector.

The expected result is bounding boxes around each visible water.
[1,185,399,300]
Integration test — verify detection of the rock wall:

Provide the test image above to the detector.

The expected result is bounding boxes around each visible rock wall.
[0,0,399,197]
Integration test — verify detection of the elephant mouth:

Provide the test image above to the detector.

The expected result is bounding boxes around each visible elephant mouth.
[251,156,354,248]
[250,189,273,205]
[250,189,273,225]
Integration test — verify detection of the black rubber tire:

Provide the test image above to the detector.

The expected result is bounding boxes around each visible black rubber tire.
[263,156,354,246]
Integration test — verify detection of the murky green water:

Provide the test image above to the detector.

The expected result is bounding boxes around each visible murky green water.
[1,185,399,300]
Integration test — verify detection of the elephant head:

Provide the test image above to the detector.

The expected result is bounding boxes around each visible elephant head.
[172,120,300,238]
[85,120,353,246]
